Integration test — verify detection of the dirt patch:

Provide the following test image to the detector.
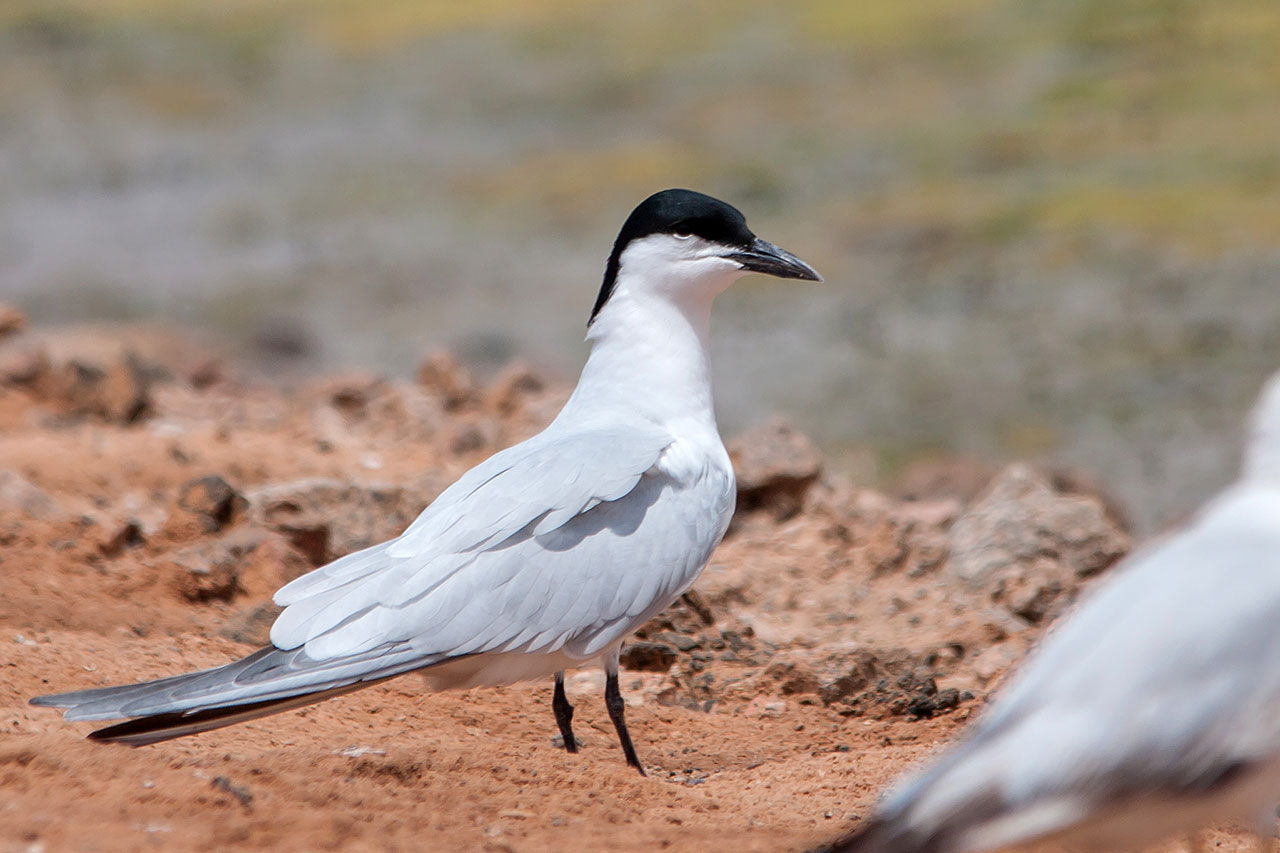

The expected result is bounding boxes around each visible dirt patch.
[0,322,1249,851]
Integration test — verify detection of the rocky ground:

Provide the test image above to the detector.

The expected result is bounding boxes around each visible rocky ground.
[0,314,1258,851]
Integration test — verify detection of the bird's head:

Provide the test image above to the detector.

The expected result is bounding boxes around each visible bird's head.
[589,188,821,326]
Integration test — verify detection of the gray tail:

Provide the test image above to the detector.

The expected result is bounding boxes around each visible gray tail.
[84,680,392,746]
[31,643,440,746]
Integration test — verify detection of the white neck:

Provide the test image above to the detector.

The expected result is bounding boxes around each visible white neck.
[1243,370,1280,484]
[555,274,725,434]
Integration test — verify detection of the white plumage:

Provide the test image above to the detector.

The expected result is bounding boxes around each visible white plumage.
[31,189,820,772]
[835,369,1280,852]
[269,425,731,669]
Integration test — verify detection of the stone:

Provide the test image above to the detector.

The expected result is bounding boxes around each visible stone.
[763,657,821,696]
[0,304,26,338]
[947,464,1130,624]
[856,498,955,577]
[619,642,678,672]
[98,519,144,557]
[245,478,430,565]
[177,475,246,533]
[728,418,823,521]
[818,649,967,720]
[56,353,152,424]
[416,350,475,410]
[167,528,267,602]
[485,363,545,416]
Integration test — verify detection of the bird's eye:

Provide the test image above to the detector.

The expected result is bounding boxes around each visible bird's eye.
[673,232,693,240]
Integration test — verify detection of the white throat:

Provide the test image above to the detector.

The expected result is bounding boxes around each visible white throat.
[555,236,744,433]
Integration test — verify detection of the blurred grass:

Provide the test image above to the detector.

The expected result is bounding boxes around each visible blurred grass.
[4,0,1277,250]
[2,0,1279,529]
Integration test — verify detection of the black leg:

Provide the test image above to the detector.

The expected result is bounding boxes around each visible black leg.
[552,671,578,753]
[604,669,645,776]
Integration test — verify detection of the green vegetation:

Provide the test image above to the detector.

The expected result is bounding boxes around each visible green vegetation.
[3,0,1278,529]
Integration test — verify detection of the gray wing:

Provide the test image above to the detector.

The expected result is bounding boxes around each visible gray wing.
[847,484,1280,852]
[270,423,733,662]
[34,422,734,730]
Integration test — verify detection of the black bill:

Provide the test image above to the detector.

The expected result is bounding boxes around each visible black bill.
[727,237,822,282]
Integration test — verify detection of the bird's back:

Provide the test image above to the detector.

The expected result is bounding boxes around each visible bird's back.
[839,481,1280,852]
[271,418,734,675]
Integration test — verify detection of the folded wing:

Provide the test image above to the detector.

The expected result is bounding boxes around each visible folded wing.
[34,422,738,734]
[269,422,727,665]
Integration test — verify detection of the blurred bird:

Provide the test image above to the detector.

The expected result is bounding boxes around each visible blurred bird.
[828,369,1280,851]
[30,189,821,774]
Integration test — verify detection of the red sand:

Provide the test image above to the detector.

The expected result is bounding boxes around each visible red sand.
[0,323,1256,851]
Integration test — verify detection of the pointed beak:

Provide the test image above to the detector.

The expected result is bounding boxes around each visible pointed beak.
[727,237,822,282]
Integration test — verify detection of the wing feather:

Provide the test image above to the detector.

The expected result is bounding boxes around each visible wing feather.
[270,425,676,654]
[270,424,734,671]
[865,485,1280,852]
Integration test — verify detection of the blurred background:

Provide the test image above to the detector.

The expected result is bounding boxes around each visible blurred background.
[1,0,1278,532]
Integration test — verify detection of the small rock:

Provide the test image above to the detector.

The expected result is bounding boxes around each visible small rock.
[635,592,721,642]
[620,642,678,672]
[907,686,961,719]
[728,418,822,521]
[763,657,821,695]
[246,478,431,565]
[58,353,152,424]
[679,590,715,625]
[819,649,965,720]
[0,304,25,338]
[310,379,446,448]
[857,501,953,578]
[446,419,496,455]
[416,350,475,410]
[177,475,245,533]
[98,519,144,557]
[1045,466,1134,536]
[211,775,253,808]
[947,464,1130,624]
[321,373,386,421]
[167,528,267,602]
[819,650,883,705]
[486,362,545,416]
[186,358,224,390]
[743,696,788,718]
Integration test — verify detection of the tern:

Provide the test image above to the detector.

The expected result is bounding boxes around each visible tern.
[30,188,821,775]
[829,368,1280,851]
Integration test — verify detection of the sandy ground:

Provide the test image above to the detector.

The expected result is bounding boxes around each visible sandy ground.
[0,321,1263,852]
